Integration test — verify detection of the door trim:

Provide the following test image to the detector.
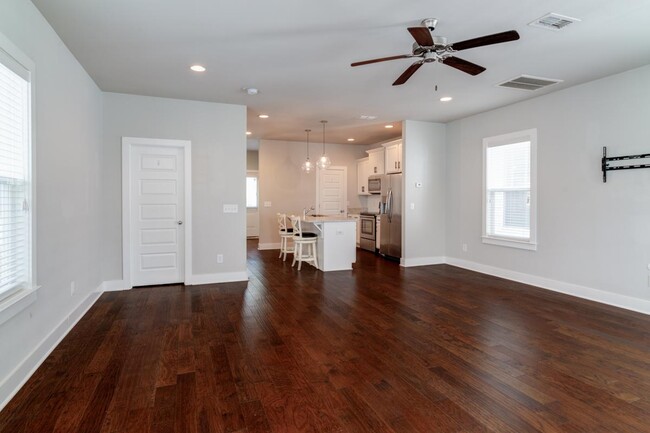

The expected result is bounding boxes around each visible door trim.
[122,137,192,288]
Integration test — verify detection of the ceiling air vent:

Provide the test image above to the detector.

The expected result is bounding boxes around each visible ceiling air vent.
[497,75,563,91]
[529,13,580,31]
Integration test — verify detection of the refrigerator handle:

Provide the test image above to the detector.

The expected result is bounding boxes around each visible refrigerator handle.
[387,189,393,223]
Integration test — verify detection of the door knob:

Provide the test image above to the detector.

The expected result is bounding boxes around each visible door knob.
[177,221,183,225]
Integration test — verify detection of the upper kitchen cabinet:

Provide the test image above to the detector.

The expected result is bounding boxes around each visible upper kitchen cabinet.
[384,139,402,174]
[366,147,384,175]
[357,157,370,195]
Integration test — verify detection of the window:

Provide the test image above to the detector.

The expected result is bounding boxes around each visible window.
[483,129,537,250]
[0,44,33,303]
[246,174,258,208]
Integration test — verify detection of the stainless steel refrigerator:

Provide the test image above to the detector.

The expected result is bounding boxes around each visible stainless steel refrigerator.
[379,173,402,259]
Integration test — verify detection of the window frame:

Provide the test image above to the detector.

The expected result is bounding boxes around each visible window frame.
[0,30,38,324]
[482,128,537,251]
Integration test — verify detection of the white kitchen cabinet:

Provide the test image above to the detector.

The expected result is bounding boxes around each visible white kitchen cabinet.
[384,140,402,174]
[366,147,384,175]
[357,157,370,195]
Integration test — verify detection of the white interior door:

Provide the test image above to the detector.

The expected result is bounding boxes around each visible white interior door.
[246,171,259,237]
[130,144,184,286]
[318,166,347,215]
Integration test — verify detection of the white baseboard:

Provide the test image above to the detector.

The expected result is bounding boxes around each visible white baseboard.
[0,287,101,411]
[257,242,280,250]
[186,271,249,285]
[446,257,650,316]
[100,279,129,292]
[400,256,446,267]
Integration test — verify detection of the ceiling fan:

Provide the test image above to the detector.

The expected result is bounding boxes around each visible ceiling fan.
[351,19,520,86]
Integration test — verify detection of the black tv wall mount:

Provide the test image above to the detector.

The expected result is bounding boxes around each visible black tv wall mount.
[601,146,650,183]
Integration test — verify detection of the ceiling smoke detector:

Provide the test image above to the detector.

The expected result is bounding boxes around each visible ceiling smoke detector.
[529,13,581,31]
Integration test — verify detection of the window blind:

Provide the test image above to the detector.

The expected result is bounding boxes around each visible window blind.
[486,141,531,240]
[0,58,29,299]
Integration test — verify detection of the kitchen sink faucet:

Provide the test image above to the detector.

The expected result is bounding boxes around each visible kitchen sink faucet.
[303,206,315,219]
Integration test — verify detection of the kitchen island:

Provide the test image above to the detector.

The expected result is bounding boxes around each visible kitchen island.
[303,215,357,271]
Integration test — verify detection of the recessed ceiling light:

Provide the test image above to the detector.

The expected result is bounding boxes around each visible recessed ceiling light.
[258,114,269,119]
[347,138,355,142]
[359,115,378,120]
[440,96,453,102]
[243,87,259,95]
[190,65,206,72]
[385,124,394,129]
[246,131,252,135]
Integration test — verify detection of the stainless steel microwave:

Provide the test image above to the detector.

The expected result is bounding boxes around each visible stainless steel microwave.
[368,174,382,194]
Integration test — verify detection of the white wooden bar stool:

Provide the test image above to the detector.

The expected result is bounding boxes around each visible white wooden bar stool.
[277,213,294,261]
[289,215,319,270]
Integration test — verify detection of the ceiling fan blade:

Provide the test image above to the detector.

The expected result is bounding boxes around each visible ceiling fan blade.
[443,56,486,76]
[407,27,434,46]
[351,54,412,67]
[393,62,424,86]
[450,30,520,51]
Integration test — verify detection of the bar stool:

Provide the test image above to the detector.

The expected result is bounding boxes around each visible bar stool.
[289,215,319,271]
[277,213,294,261]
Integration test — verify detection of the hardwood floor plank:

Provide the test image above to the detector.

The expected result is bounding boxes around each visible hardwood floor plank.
[2,240,650,432]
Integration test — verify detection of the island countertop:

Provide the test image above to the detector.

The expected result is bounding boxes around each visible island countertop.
[303,215,357,223]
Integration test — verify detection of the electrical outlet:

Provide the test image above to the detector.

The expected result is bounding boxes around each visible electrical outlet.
[70,281,75,296]
[264,201,272,207]
[223,204,238,213]
[217,254,224,264]
[462,243,468,253]
[410,203,415,210]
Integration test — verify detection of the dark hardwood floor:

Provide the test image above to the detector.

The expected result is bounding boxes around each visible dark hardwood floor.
[2,240,650,432]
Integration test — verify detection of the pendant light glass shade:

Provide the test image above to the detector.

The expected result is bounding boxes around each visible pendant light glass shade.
[301,129,314,173]
[316,120,331,169]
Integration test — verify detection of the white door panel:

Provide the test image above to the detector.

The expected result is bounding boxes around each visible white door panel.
[131,145,184,286]
[318,167,347,215]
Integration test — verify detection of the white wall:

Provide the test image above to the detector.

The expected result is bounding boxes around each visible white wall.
[446,65,650,310]
[402,120,446,265]
[247,150,259,171]
[0,0,104,406]
[258,139,368,247]
[102,93,247,282]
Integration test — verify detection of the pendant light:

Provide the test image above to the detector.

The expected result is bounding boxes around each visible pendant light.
[317,120,331,169]
[301,129,314,173]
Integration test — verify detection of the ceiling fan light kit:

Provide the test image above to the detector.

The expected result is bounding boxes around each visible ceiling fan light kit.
[351,18,520,86]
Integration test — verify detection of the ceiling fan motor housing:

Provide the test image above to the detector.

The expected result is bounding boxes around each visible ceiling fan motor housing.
[422,18,438,31]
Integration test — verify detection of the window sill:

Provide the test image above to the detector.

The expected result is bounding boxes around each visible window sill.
[482,236,537,251]
[0,286,40,326]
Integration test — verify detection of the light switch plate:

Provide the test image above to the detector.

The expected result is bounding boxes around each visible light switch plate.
[223,204,238,213]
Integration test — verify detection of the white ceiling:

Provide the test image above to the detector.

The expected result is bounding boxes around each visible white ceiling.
[32,0,650,146]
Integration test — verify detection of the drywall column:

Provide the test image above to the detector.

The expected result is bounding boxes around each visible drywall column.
[401,120,446,266]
